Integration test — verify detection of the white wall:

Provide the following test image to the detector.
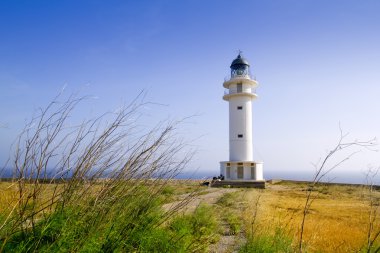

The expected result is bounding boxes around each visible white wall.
[228,96,253,161]
[254,163,264,180]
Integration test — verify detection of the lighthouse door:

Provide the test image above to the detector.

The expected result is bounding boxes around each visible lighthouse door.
[237,166,243,179]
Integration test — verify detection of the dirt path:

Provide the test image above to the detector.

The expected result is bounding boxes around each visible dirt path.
[163,187,237,213]
[163,187,243,253]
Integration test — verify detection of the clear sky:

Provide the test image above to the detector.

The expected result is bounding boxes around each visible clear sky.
[1,0,380,183]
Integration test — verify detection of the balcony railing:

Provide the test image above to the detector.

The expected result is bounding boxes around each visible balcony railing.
[224,75,250,82]
[224,73,256,82]
[224,89,256,95]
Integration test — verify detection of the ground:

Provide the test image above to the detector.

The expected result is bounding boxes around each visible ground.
[1,179,379,252]
[163,187,241,252]
[163,180,380,252]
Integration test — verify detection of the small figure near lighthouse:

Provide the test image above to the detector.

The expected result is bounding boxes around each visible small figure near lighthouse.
[218,53,264,188]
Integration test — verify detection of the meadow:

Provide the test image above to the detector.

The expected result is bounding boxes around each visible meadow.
[1,178,379,252]
[241,181,380,252]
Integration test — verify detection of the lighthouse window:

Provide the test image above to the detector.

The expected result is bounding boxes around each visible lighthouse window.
[237,83,242,93]
[237,106,243,110]
[238,134,243,138]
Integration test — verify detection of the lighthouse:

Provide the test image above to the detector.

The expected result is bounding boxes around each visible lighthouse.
[219,53,264,184]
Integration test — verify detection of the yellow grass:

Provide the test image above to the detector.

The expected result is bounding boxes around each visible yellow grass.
[1,180,379,252]
[243,182,380,252]
[0,182,19,215]
[0,179,202,217]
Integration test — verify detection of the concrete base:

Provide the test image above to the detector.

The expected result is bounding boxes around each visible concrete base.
[211,180,265,189]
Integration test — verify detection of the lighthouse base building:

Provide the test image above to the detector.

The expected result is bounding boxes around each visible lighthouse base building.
[220,161,263,181]
[213,53,264,188]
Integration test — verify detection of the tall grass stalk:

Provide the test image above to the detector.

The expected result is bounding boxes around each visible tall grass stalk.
[364,167,380,253]
[0,92,196,252]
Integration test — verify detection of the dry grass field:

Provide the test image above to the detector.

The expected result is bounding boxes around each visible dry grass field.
[1,179,379,252]
[161,179,380,252]
[0,182,20,217]
[242,181,380,252]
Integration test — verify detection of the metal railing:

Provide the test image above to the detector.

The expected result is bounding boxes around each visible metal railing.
[224,75,250,82]
[224,72,256,82]
[224,89,257,95]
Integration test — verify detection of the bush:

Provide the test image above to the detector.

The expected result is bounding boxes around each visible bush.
[216,192,238,208]
[239,227,293,253]
[225,211,241,235]
[169,204,219,252]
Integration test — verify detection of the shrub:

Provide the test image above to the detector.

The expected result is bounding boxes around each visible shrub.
[239,227,293,253]
[225,211,241,235]
[169,204,219,252]
[216,192,238,208]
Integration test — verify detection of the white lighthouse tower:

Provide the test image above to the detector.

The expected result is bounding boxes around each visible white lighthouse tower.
[219,53,264,185]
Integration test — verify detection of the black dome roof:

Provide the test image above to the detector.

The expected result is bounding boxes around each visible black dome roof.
[230,54,250,68]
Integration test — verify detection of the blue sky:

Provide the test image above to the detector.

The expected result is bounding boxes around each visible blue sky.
[1,0,380,183]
